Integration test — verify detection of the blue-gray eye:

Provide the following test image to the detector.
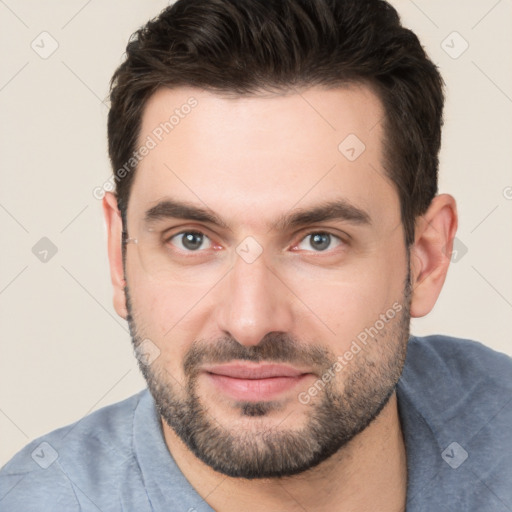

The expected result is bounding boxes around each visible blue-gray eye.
[297,232,342,252]
[170,231,211,251]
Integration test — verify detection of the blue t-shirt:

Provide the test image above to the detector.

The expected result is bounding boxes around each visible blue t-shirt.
[1,335,511,511]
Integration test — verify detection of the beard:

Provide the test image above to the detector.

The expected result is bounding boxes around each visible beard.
[125,273,411,479]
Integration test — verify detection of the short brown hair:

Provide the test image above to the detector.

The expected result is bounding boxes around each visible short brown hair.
[108,0,444,246]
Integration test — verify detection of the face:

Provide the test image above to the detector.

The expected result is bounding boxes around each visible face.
[122,85,411,478]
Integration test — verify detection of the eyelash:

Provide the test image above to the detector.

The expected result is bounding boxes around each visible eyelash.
[164,229,348,255]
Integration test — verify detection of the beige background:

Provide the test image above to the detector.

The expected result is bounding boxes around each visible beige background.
[0,0,511,466]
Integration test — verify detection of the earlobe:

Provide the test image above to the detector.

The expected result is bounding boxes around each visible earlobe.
[102,192,128,320]
[409,194,458,318]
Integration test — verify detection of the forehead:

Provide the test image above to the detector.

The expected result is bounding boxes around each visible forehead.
[128,85,399,233]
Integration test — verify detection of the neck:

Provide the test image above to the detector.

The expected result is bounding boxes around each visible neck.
[161,391,407,512]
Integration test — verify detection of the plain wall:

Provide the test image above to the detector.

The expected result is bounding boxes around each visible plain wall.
[1,0,511,466]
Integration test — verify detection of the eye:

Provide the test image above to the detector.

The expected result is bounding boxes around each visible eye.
[295,232,343,252]
[168,231,212,251]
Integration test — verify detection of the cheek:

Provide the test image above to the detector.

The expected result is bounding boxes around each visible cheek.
[299,281,379,347]
[289,249,406,348]
[127,273,214,360]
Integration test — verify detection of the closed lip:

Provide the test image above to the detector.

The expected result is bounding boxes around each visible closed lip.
[202,363,311,379]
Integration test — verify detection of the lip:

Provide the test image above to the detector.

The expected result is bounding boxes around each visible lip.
[203,363,307,379]
[202,363,313,401]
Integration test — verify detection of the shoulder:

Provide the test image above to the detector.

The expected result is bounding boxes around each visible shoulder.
[397,335,512,504]
[404,334,512,388]
[400,332,512,428]
[0,389,148,510]
[399,335,512,509]
[400,334,512,417]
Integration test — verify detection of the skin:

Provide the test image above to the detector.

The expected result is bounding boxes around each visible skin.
[103,84,457,511]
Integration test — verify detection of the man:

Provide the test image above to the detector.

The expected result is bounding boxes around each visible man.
[1,0,511,510]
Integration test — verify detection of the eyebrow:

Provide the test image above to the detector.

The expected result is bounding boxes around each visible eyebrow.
[143,198,371,231]
[272,199,371,230]
[144,200,230,229]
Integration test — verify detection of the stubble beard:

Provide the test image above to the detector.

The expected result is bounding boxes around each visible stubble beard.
[125,276,411,479]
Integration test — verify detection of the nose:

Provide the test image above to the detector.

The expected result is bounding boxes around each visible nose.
[215,250,294,347]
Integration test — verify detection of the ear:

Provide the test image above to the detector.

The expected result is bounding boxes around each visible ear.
[102,192,128,319]
[409,194,458,318]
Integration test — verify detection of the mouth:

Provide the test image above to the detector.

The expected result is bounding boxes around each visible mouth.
[202,362,314,402]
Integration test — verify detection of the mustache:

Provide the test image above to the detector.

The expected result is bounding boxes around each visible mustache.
[183,332,334,376]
